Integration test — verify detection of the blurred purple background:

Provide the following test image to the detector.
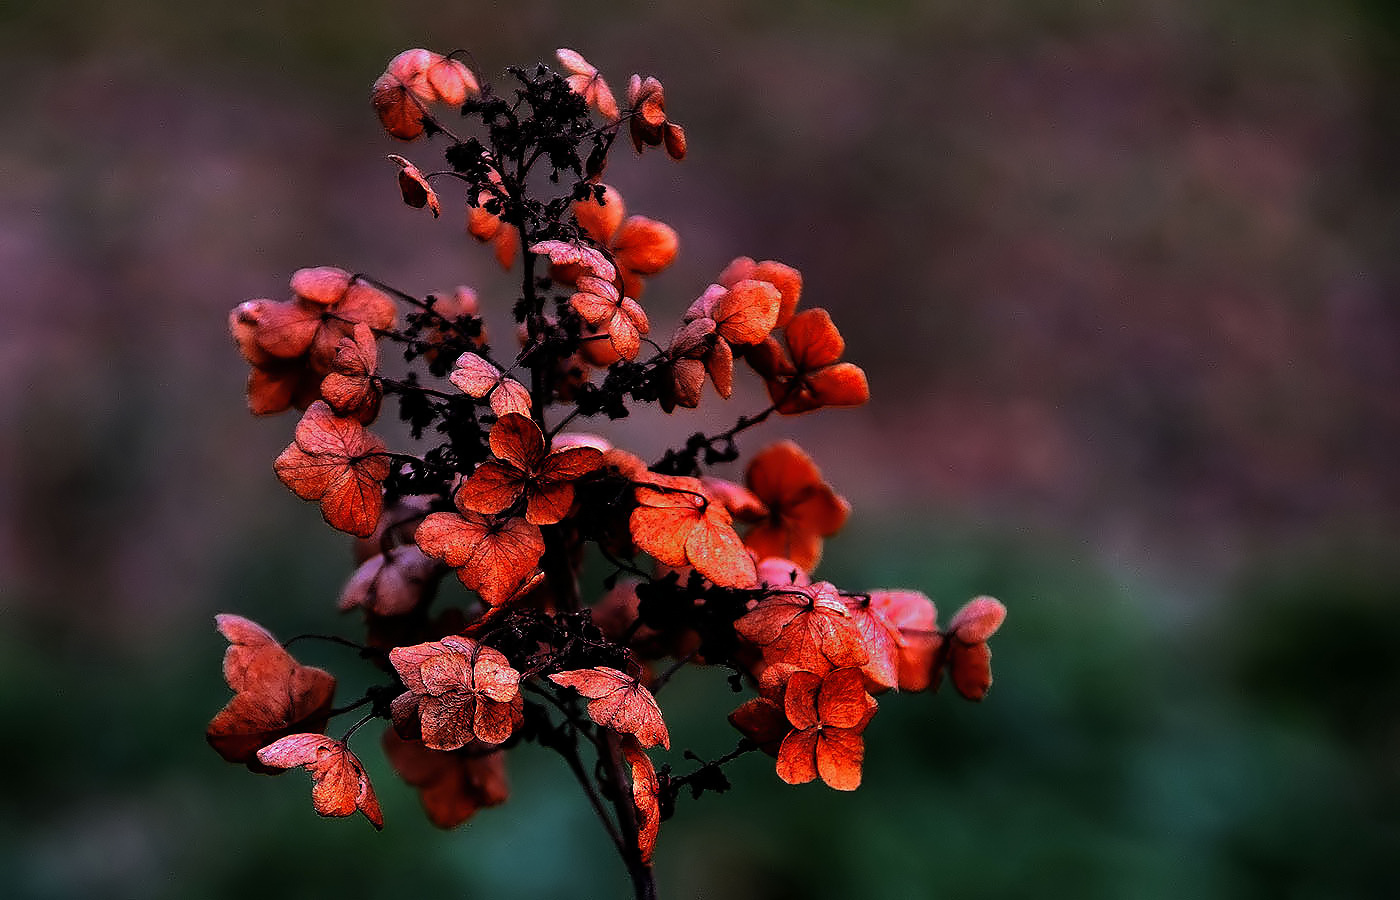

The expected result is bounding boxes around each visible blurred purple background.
[4,2,1398,897]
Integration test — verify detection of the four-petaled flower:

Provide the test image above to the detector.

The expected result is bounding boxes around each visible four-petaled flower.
[774,667,877,791]
[390,636,524,750]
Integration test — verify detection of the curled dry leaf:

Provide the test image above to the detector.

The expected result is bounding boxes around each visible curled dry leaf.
[320,323,382,424]
[274,401,390,537]
[570,276,649,361]
[528,239,617,284]
[556,48,619,120]
[388,155,440,217]
[382,731,509,829]
[256,733,384,828]
[338,544,443,617]
[620,738,660,864]
[626,75,685,160]
[869,589,939,691]
[389,636,524,750]
[207,614,336,770]
[372,49,479,141]
[936,596,1006,701]
[549,667,670,749]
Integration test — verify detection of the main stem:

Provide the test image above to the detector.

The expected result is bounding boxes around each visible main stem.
[602,730,658,900]
[500,131,657,900]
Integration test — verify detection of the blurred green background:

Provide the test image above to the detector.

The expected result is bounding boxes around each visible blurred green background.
[4,1,1399,897]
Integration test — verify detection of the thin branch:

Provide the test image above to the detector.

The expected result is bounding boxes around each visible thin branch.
[378,377,457,402]
[338,711,378,744]
[523,684,625,850]
[648,651,697,696]
[665,739,758,794]
[327,694,375,718]
[284,633,368,653]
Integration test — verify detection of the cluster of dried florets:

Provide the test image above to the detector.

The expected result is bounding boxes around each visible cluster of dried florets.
[211,47,1003,898]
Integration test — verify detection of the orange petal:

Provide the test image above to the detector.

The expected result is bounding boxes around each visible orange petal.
[254,299,321,359]
[948,642,993,701]
[783,671,823,731]
[814,729,863,791]
[291,267,352,305]
[456,459,526,516]
[728,697,788,757]
[573,184,624,244]
[334,281,397,332]
[488,413,546,469]
[256,734,383,828]
[785,308,845,370]
[426,56,478,105]
[712,280,781,346]
[449,352,502,398]
[489,378,532,418]
[775,729,819,785]
[808,363,870,408]
[869,590,939,691]
[372,73,427,141]
[816,667,876,729]
[539,445,604,482]
[613,217,678,276]
[621,739,660,863]
[549,667,670,749]
[704,335,735,399]
[390,155,441,217]
[948,596,1006,643]
[685,506,757,588]
[663,122,686,160]
[457,515,545,607]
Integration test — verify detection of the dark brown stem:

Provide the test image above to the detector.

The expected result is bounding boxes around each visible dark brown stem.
[377,377,456,402]
[649,651,697,696]
[710,403,778,445]
[338,710,378,743]
[602,731,657,900]
[540,527,581,613]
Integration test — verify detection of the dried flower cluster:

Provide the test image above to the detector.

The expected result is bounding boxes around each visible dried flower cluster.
[211,46,1004,900]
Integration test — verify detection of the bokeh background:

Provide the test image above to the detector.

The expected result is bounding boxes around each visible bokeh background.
[4,0,1399,897]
